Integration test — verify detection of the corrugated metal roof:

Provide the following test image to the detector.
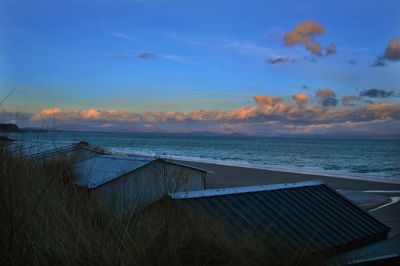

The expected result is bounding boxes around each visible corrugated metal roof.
[73,155,154,188]
[171,180,323,198]
[169,181,390,254]
[327,235,400,265]
[7,141,76,157]
[6,141,108,159]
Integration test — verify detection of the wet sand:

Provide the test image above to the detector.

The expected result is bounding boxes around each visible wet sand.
[176,160,400,237]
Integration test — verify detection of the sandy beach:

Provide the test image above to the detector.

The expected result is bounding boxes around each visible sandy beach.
[177,160,400,237]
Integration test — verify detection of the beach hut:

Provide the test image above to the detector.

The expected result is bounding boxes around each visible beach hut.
[72,155,208,217]
[148,180,390,256]
[7,141,108,164]
[327,235,400,265]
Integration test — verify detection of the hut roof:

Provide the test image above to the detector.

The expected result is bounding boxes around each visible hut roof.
[73,155,210,189]
[7,141,107,159]
[328,235,400,265]
[73,155,154,188]
[169,180,390,255]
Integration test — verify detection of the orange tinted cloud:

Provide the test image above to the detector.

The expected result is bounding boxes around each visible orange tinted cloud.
[33,101,400,124]
[81,108,101,118]
[384,38,400,61]
[253,95,283,106]
[229,106,258,119]
[284,20,324,55]
[315,88,337,107]
[39,107,61,116]
[342,96,358,105]
[364,102,400,119]
[292,93,308,105]
[31,99,400,136]
[373,38,400,66]
[316,88,334,97]
[284,20,336,57]
[33,107,61,119]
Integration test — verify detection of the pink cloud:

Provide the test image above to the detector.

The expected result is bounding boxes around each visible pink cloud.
[33,107,61,119]
[253,96,283,106]
[292,93,308,105]
[27,95,400,135]
[81,108,101,118]
[32,102,400,125]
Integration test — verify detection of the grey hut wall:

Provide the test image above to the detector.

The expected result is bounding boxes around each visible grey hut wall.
[91,160,206,218]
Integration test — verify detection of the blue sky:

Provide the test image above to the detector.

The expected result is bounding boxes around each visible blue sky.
[1,0,400,135]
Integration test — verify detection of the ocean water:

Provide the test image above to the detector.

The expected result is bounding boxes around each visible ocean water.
[5,131,400,181]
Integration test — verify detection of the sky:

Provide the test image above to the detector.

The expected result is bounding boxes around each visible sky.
[1,0,400,136]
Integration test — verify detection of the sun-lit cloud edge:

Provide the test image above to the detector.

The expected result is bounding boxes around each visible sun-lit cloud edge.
[4,89,399,136]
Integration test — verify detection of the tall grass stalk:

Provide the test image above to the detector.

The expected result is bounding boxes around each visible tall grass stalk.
[0,148,325,265]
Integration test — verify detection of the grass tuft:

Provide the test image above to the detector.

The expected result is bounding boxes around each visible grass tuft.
[0,149,325,265]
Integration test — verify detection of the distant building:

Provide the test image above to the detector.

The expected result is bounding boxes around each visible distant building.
[73,155,209,217]
[148,180,390,256]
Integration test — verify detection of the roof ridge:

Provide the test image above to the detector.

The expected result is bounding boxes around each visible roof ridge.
[170,180,325,199]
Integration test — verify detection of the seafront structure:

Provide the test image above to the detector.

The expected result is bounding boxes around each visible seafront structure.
[73,155,208,217]
[6,141,108,164]
[3,140,209,217]
[1,139,399,263]
[149,180,390,256]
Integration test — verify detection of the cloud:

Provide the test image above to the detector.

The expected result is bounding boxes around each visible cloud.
[253,96,284,105]
[292,93,308,106]
[111,32,142,43]
[383,38,400,61]
[315,88,338,107]
[81,108,101,118]
[284,20,335,57]
[135,51,191,64]
[160,54,191,64]
[108,51,187,63]
[143,124,159,132]
[218,40,273,57]
[112,32,133,40]
[301,85,309,90]
[342,96,359,105]
[13,92,399,136]
[137,52,157,59]
[33,108,140,123]
[109,53,131,61]
[31,99,400,126]
[359,88,394,98]
[267,56,296,64]
[348,59,357,65]
[372,38,400,66]
[33,107,61,119]
[282,119,393,134]
[325,44,336,55]
[372,56,386,67]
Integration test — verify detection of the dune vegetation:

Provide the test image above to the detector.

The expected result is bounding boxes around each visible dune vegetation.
[0,148,325,265]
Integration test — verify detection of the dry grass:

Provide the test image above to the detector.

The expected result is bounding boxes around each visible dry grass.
[0,148,326,265]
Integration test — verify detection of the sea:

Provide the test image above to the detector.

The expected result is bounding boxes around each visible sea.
[4,131,400,182]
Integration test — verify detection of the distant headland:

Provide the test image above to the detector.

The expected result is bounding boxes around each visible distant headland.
[0,123,21,132]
